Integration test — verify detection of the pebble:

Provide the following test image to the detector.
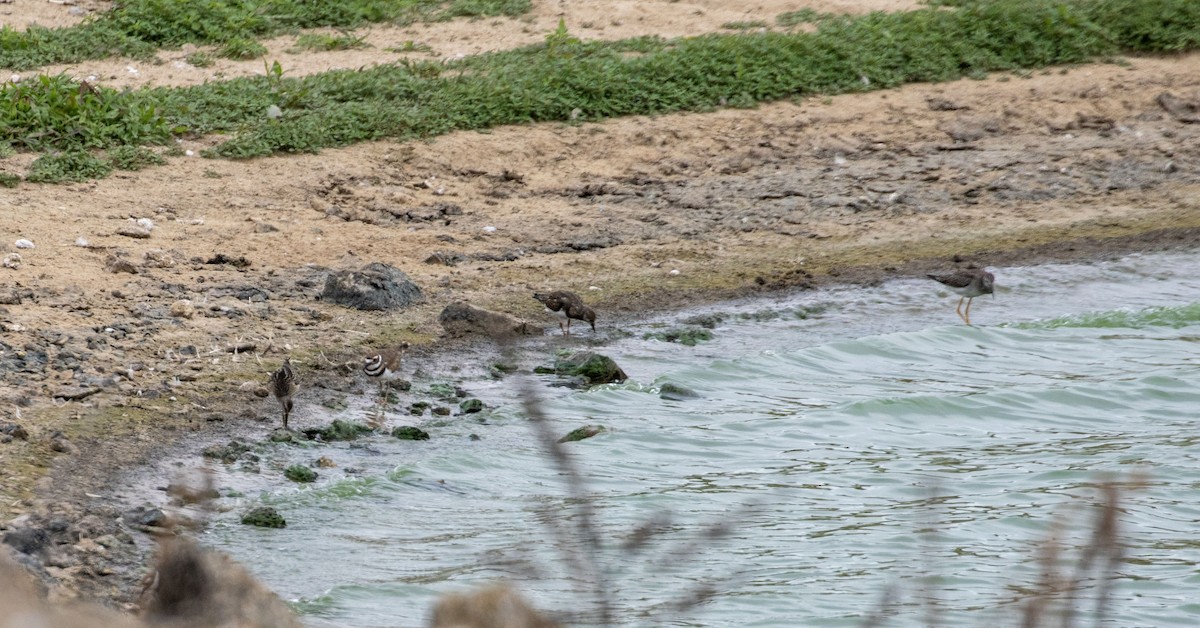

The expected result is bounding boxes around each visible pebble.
[170,299,195,319]
[14,239,34,249]
[2,253,20,269]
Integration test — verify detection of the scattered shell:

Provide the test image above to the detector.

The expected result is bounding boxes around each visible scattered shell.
[2,253,21,269]
[8,74,19,83]
[185,150,195,157]
[482,226,497,233]
[266,105,282,119]
[136,217,155,230]
[125,65,139,75]
[14,239,34,249]
[75,237,90,247]
[669,269,681,276]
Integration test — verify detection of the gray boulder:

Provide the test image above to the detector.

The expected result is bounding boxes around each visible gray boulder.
[320,263,422,311]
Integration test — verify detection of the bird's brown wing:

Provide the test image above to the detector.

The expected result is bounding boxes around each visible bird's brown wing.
[928,271,975,289]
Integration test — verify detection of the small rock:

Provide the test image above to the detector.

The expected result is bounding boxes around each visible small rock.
[2,253,21,270]
[116,226,152,239]
[320,262,423,311]
[104,255,139,274]
[202,440,253,463]
[438,301,539,339]
[318,419,372,441]
[558,425,607,443]
[316,456,336,468]
[268,428,293,443]
[14,239,34,249]
[75,237,90,247]
[0,421,28,441]
[123,506,167,529]
[659,382,701,401]
[136,217,155,231]
[284,465,317,483]
[3,527,49,555]
[458,398,484,414]
[143,249,176,268]
[431,406,451,416]
[169,299,195,319]
[48,431,76,454]
[552,351,628,385]
[241,506,286,528]
[392,426,430,440]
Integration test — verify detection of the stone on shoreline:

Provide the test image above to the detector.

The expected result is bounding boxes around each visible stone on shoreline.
[320,262,422,311]
[392,426,430,440]
[202,440,253,463]
[438,301,539,339]
[552,351,628,385]
[315,419,372,441]
[284,465,317,483]
[557,425,607,443]
[643,326,713,346]
[240,506,286,528]
[659,382,701,400]
[458,398,484,414]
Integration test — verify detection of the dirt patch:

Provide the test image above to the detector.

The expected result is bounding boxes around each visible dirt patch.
[2,0,1200,615]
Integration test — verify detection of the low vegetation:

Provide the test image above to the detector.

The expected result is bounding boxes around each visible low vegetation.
[3,0,1199,182]
[0,0,532,70]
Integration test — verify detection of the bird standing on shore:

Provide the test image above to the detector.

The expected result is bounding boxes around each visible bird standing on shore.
[364,343,410,414]
[269,358,298,429]
[533,290,596,336]
[928,267,995,325]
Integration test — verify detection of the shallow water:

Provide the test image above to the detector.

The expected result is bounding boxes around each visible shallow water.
[198,251,1200,627]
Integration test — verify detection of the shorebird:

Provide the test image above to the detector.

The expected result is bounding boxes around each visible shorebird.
[928,267,994,325]
[269,358,297,429]
[533,290,596,336]
[364,343,409,403]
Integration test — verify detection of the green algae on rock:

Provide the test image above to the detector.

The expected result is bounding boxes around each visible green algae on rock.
[392,426,431,441]
[558,425,607,443]
[284,465,317,483]
[241,506,286,528]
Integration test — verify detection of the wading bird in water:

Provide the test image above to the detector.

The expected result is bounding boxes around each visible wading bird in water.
[533,290,596,336]
[269,358,297,429]
[928,267,995,326]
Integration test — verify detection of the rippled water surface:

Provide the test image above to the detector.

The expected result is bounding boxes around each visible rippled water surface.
[202,252,1200,626]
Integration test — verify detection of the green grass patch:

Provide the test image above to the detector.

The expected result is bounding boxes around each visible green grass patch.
[219,37,268,60]
[777,9,830,28]
[186,51,216,67]
[5,0,1200,181]
[291,31,371,52]
[0,172,19,188]
[107,145,166,170]
[721,21,769,31]
[0,0,532,71]
[26,151,113,183]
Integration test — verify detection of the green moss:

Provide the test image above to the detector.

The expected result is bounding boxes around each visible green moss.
[392,425,430,440]
[241,506,286,528]
[319,419,373,441]
[643,326,713,346]
[551,351,628,385]
[557,425,606,443]
[284,464,317,482]
[458,398,484,413]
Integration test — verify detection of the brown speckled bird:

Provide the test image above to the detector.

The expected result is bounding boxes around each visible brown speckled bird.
[269,358,297,429]
[928,267,995,326]
[533,291,596,336]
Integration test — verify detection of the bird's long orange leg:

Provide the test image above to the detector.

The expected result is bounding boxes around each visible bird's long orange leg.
[963,297,974,326]
[955,296,966,323]
[565,318,571,336]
